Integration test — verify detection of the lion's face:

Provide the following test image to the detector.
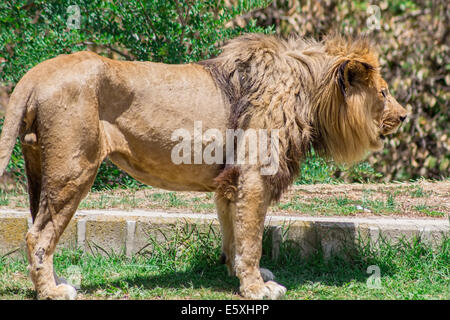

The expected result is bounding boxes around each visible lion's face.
[338,61,408,155]
[361,75,408,150]
[377,79,408,138]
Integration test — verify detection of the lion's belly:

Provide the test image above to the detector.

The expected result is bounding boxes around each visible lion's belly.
[98,61,230,192]
[101,118,226,191]
[107,150,223,192]
[99,62,229,191]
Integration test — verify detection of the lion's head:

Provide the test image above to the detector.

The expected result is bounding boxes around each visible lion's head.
[202,33,407,201]
[315,35,408,163]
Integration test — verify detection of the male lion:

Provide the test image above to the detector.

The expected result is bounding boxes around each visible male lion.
[0,34,406,300]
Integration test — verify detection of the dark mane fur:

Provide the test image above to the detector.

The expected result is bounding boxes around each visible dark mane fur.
[199,33,380,202]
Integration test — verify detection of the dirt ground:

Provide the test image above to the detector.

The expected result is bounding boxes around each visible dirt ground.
[273,181,449,218]
[2,181,448,219]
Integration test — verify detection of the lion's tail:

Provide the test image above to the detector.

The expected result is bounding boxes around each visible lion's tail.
[0,79,33,177]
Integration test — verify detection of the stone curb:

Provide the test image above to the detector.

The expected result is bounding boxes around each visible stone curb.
[0,209,448,259]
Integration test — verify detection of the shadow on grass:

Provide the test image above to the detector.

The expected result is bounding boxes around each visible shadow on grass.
[77,241,388,296]
[80,265,240,296]
[77,250,380,296]
[0,287,36,299]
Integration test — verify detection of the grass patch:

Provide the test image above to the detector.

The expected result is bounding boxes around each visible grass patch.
[414,204,446,217]
[1,182,447,218]
[276,196,361,216]
[147,192,189,208]
[79,193,143,209]
[0,190,10,206]
[409,185,431,198]
[277,191,402,216]
[360,191,399,215]
[0,225,448,300]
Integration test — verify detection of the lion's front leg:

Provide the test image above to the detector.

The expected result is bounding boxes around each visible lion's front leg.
[216,193,276,283]
[233,168,286,300]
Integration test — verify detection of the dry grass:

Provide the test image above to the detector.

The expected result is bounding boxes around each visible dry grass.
[1,181,448,218]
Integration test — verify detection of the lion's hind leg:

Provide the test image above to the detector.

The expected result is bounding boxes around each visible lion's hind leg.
[22,145,41,222]
[26,102,104,299]
[26,151,101,299]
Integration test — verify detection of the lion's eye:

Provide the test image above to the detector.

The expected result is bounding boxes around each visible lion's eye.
[380,89,387,98]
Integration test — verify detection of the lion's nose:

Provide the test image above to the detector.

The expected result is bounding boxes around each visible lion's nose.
[399,115,407,122]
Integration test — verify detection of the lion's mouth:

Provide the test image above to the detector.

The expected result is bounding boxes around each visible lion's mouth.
[379,123,400,141]
[379,125,400,140]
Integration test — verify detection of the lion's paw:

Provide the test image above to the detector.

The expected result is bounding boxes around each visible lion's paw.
[241,280,286,300]
[38,284,77,300]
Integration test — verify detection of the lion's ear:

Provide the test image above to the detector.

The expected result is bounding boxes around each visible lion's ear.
[337,60,374,98]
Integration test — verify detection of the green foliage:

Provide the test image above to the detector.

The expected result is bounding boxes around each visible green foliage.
[296,149,383,184]
[0,0,272,84]
[91,160,146,191]
[343,161,383,183]
[296,149,338,184]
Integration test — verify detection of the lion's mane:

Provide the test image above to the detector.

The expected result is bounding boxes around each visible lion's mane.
[200,34,381,201]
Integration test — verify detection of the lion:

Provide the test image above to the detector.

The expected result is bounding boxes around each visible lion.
[0,33,407,300]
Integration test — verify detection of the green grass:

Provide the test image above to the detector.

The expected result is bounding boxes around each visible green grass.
[0,225,448,300]
[277,196,360,216]
[407,185,430,198]
[79,193,143,210]
[414,204,446,218]
[0,191,10,206]
[361,191,399,214]
[147,192,189,208]
[276,192,402,216]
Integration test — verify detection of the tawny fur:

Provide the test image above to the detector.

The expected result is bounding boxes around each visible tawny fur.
[201,34,406,201]
[0,33,406,300]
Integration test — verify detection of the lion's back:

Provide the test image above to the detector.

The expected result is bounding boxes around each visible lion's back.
[23,51,106,105]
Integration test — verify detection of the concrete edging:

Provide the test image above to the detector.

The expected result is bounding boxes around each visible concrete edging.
[0,209,448,259]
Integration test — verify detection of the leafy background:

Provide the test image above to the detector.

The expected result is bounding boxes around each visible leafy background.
[243,0,449,182]
[0,0,448,191]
